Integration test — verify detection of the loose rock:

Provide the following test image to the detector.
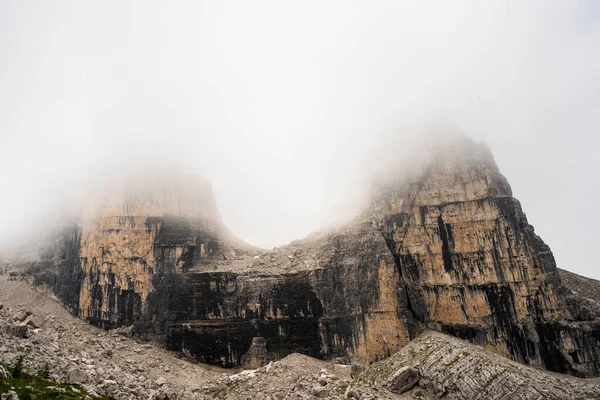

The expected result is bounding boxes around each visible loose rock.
[0,391,19,400]
[25,315,45,329]
[386,366,420,394]
[68,369,89,384]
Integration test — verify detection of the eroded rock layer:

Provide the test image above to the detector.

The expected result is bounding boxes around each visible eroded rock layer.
[374,142,600,375]
[24,138,600,376]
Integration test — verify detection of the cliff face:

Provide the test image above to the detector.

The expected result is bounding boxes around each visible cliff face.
[374,141,600,375]
[24,139,600,376]
[133,218,411,367]
[75,176,246,329]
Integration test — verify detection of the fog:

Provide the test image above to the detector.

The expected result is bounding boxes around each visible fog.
[1,1,599,277]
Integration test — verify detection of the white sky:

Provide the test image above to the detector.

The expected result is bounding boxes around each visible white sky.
[1,1,599,278]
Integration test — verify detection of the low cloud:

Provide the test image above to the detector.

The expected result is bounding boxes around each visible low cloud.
[0,1,599,277]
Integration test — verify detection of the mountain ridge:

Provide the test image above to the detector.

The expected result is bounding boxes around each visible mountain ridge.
[3,137,600,378]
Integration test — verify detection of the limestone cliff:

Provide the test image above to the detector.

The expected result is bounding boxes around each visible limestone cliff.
[373,140,600,375]
[17,138,600,377]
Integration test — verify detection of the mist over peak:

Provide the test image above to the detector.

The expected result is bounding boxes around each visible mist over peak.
[1,1,599,277]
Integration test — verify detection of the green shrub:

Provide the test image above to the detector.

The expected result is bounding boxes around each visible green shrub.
[11,356,25,379]
[37,363,51,380]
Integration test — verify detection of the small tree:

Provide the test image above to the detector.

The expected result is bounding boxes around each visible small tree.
[11,356,25,379]
[37,362,51,379]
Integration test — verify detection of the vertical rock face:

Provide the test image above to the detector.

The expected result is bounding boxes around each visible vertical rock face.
[373,140,600,375]
[48,174,243,329]
[21,138,600,376]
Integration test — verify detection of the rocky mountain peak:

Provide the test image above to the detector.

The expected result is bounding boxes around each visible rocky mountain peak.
[5,138,600,379]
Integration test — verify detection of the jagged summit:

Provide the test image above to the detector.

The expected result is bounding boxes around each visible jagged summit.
[4,138,600,377]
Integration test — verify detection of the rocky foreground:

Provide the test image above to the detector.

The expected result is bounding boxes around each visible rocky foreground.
[1,275,600,400]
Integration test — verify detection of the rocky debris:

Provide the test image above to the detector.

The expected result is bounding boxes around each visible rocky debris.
[362,330,600,400]
[311,385,330,398]
[113,325,134,337]
[0,276,224,400]
[97,379,118,397]
[559,268,600,320]
[199,352,403,400]
[68,369,89,384]
[24,315,45,329]
[0,311,46,340]
[344,386,360,399]
[0,391,18,400]
[0,365,10,380]
[12,311,29,323]
[0,322,29,339]
[351,362,366,378]
[241,337,268,369]
[3,274,600,399]
[385,366,420,394]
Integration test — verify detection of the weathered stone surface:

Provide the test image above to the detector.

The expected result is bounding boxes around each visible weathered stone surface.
[559,268,600,320]
[350,363,366,379]
[368,140,600,376]
[0,365,10,380]
[0,322,29,338]
[362,330,600,400]
[68,369,89,384]
[0,391,18,400]
[241,337,268,369]
[25,315,45,329]
[385,366,419,394]
[311,385,330,398]
[12,311,28,322]
[15,137,600,377]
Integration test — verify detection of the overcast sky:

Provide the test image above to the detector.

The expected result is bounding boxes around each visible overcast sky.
[1,1,599,278]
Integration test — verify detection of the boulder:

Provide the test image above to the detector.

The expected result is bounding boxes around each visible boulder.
[68,369,89,384]
[12,312,28,322]
[386,366,420,394]
[153,392,170,400]
[0,322,29,339]
[113,326,134,337]
[350,362,366,378]
[311,385,330,398]
[100,379,119,396]
[0,365,10,380]
[344,386,360,399]
[0,391,18,400]
[25,315,46,329]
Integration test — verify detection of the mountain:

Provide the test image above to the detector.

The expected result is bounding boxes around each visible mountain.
[7,137,600,377]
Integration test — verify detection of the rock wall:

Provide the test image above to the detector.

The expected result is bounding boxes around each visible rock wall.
[372,140,600,375]
[75,176,242,329]
[24,138,600,376]
[133,217,411,367]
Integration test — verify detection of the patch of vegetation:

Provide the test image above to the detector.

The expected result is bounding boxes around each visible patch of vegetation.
[37,363,51,380]
[10,356,25,379]
[0,374,109,400]
[1,357,109,400]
